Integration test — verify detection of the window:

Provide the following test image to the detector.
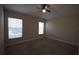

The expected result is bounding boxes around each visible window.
[8,17,23,39]
[38,22,44,35]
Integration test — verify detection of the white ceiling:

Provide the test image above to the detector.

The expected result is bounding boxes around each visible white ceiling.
[4,4,79,20]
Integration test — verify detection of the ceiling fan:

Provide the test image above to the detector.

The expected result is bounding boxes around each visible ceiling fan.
[37,4,51,13]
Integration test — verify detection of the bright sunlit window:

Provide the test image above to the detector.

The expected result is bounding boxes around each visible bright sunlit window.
[38,22,44,35]
[8,17,23,39]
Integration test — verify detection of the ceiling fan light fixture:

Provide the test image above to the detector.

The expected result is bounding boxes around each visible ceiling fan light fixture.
[45,6,48,9]
[42,9,46,13]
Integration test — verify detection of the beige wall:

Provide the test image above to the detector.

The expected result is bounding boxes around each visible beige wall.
[0,5,4,54]
[4,10,46,45]
[46,14,79,46]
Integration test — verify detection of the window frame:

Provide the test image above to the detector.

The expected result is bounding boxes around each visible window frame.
[38,21,44,35]
[8,17,23,39]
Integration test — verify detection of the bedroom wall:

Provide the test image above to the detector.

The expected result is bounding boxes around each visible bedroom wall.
[4,9,46,45]
[46,14,79,46]
[0,5,4,54]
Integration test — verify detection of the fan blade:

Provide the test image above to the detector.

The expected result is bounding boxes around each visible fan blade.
[42,4,46,9]
[46,10,51,12]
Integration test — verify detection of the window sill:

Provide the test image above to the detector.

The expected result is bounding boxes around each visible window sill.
[9,37,23,40]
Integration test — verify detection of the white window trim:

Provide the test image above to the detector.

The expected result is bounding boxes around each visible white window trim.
[38,22,44,35]
[8,17,23,39]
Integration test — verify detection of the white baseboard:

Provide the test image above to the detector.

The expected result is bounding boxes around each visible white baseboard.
[45,36,78,46]
[6,36,78,47]
[6,36,43,47]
